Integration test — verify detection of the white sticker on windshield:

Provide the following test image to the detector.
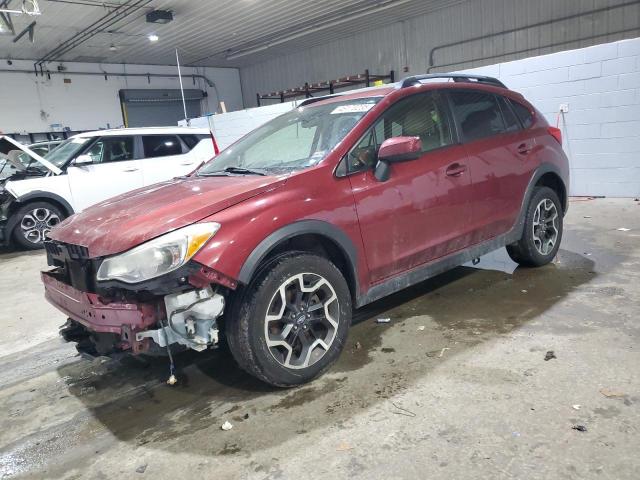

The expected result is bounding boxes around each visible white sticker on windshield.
[330,104,375,114]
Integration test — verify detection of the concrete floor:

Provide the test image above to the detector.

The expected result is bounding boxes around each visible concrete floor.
[0,198,638,480]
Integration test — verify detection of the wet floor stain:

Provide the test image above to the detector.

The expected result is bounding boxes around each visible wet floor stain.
[0,246,606,478]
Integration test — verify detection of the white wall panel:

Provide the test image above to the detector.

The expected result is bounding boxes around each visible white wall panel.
[460,38,640,197]
[0,61,243,134]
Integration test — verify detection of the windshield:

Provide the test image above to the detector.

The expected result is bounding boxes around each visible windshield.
[197,97,381,175]
[44,137,92,168]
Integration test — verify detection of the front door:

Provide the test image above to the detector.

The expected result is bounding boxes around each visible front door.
[347,91,475,284]
[67,136,144,211]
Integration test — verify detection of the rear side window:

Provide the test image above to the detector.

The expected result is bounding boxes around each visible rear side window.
[497,96,520,132]
[449,91,506,142]
[180,134,206,150]
[510,100,534,129]
[142,135,183,158]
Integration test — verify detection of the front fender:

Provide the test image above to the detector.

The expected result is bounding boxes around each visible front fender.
[236,219,358,286]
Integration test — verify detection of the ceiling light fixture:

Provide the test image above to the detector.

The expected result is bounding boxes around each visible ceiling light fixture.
[148,33,159,42]
[146,10,173,24]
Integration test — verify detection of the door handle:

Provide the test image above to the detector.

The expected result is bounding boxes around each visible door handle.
[517,143,532,155]
[445,163,467,177]
[122,167,139,172]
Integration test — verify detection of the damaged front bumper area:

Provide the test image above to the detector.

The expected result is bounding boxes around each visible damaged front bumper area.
[0,187,16,245]
[42,243,229,358]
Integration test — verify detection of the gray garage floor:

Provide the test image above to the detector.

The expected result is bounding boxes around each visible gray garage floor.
[0,198,638,480]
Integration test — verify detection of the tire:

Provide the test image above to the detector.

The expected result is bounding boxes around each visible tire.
[12,201,64,250]
[226,252,352,387]
[507,186,563,267]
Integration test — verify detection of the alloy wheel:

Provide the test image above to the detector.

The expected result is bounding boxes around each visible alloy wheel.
[20,208,61,245]
[532,198,558,256]
[264,272,340,370]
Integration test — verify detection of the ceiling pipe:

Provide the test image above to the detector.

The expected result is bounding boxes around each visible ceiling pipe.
[192,0,437,65]
[224,0,415,61]
[35,0,151,68]
[0,68,217,87]
[427,0,640,71]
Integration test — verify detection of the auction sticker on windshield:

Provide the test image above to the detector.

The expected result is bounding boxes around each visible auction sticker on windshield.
[330,104,375,114]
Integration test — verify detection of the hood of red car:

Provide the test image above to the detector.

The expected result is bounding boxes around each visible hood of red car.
[49,175,287,257]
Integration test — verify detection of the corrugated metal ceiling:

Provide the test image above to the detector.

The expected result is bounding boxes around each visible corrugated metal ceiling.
[1,0,466,67]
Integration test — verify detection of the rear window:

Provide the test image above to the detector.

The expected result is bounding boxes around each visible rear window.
[180,134,207,150]
[510,100,534,129]
[449,91,506,142]
[142,135,183,158]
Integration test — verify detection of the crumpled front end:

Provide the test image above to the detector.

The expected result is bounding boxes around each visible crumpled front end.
[0,186,16,245]
[43,239,229,358]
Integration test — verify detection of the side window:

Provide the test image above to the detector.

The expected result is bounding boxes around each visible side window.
[497,96,520,132]
[85,136,134,164]
[347,92,453,173]
[142,135,183,158]
[449,91,506,142]
[180,134,202,150]
[510,100,534,129]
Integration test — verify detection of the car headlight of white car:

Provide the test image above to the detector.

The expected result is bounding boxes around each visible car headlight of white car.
[96,222,220,283]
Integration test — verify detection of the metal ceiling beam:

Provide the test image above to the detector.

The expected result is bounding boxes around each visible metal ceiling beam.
[12,19,34,42]
[34,0,152,68]
[0,0,15,35]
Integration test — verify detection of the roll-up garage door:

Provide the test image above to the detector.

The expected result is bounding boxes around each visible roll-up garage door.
[119,89,204,127]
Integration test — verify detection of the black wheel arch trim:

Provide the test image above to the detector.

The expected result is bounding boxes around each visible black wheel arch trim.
[5,191,74,242]
[518,163,567,223]
[237,220,359,294]
[14,191,75,217]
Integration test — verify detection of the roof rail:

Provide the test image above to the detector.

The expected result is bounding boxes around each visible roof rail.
[298,94,343,107]
[398,73,506,89]
[297,84,391,107]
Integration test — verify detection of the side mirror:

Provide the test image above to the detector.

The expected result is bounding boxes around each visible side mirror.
[74,154,93,165]
[374,136,422,182]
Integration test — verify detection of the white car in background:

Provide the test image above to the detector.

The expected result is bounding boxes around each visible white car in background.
[0,140,63,180]
[0,127,215,249]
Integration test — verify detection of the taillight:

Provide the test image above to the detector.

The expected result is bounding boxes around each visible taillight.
[548,126,562,144]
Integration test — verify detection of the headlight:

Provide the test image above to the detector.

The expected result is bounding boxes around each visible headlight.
[96,222,220,283]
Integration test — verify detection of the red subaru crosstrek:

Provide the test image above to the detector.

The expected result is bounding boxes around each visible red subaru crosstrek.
[42,74,569,387]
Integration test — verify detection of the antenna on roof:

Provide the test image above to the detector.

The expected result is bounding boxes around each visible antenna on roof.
[175,48,189,125]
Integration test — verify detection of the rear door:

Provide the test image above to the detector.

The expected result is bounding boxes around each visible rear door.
[347,91,474,283]
[67,135,144,211]
[140,134,196,185]
[448,90,534,243]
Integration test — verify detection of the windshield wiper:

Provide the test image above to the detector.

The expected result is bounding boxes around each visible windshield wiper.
[200,166,267,176]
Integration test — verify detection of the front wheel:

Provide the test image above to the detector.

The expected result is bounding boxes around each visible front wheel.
[12,201,64,250]
[226,253,352,387]
[507,186,563,267]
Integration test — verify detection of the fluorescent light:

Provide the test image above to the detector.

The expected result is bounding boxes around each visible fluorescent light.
[148,34,159,42]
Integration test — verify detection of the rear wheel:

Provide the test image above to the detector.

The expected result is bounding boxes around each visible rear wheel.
[507,186,563,267]
[12,201,64,250]
[226,253,352,387]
